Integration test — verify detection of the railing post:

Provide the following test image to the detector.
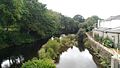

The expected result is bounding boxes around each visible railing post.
[111,55,120,68]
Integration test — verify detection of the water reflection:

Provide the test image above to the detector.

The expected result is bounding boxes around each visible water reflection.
[0,38,49,68]
[57,46,97,68]
[1,55,24,68]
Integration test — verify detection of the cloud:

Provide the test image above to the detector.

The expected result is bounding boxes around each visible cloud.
[39,0,120,19]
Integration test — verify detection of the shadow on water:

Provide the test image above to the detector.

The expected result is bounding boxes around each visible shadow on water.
[0,38,49,68]
[76,30,86,52]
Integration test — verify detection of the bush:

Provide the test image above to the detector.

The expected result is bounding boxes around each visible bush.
[44,40,60,54]
[21,59,56,68]
[84,39,91,48]
[39,48,50,59]
[94,34,100,41]
[103,37,113,48]
[38,35,76,61]
[94,34,114,48]
[39,40,60,60]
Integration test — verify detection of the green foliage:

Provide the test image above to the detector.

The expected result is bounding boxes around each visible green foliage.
[83,16,100,31]
[0,0,80,49]
[73,14,85,23]
[94,34,114,48]
[39,40,60,59]
[21,59,56,68]
[94,34,100,41]
[60,16,79,34]
[100,57,110,68]
[103,37,113,48]
[84,39,91,48]
[39,48,48,59]
[25,35,76,68]
[44,40,60,54]
[39,35,76,60]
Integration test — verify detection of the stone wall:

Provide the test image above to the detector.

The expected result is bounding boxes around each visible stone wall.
[85,33,113,68]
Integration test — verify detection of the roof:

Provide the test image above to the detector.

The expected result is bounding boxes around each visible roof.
[94,27,120,34]
[105,15,120,21]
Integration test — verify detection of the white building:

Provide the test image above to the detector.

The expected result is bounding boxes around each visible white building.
[93,15,120,48]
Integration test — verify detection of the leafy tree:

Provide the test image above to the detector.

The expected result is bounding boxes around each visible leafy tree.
[73,14,85,23]
[0,0,81,49]
[0,0,63,47]
[60,16,79,34]
[84,15,100,31]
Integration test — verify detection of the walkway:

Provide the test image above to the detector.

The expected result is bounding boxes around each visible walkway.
[86,33,120,55]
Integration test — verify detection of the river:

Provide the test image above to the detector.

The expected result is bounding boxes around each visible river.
[57,46,97,68]
[0,39,49,68]
[0,36,97,68]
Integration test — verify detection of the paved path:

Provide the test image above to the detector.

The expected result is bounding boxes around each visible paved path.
[86,33,120,55]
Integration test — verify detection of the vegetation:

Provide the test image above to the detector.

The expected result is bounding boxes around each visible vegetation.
[0,0,102,68]
[79,16,100,32]
[21,59,56,68]
[94,33,114,48]
[0,0,80,49]
[103,37,114,48]
[94,34,103,42]
[39,40,60,60]
[38,35,76,61]
[21,35,76,68]
[73,14,85,23]
[84,39,111,68]
[0,0,85,68]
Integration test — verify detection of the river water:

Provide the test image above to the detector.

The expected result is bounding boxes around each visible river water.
[57,46,97,68]
[0,39,48,68]
[0,36,97,68]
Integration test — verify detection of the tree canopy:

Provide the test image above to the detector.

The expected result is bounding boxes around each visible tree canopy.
[73,14,85,23]
[0,0,80,48]
[82,15,100,31]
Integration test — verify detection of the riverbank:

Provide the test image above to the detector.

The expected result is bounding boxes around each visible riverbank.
[21,34,79,68]
[38,34,77,63]
[85,33,113,68]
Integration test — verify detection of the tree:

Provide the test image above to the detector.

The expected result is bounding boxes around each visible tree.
[73,14,85,23]
[60,15,79,34]
[84,15,100,31]
[0,0,62,47]
[0,0,27,46]
[0,0,81,49]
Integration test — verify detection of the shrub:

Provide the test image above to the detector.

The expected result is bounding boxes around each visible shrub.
[38,36,76,61]
[44,40,60,54]
[84,39,91,48]
[94,34,100,41]
[39,40,60,60]
[39,48,50,59]
[21,59,56,68]
[94,34,114,48]
[103,37,113,48]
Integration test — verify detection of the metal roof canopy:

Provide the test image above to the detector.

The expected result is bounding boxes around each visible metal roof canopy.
[94,27,120,34]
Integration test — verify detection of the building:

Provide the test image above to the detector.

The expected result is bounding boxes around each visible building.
[93,15,120,48]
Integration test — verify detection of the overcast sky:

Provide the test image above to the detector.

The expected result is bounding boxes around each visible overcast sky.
[39,0,120,19]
